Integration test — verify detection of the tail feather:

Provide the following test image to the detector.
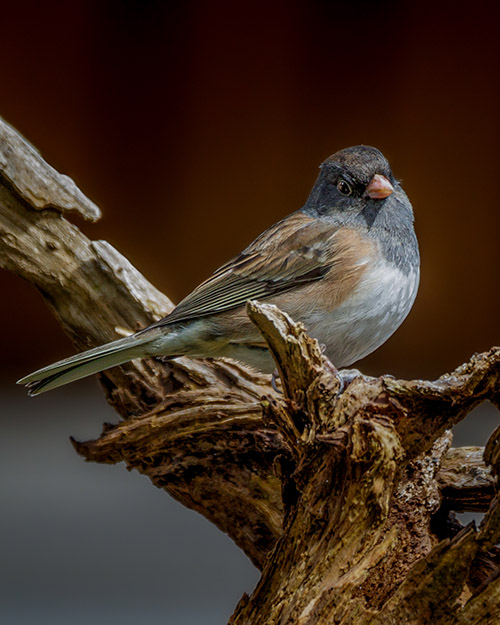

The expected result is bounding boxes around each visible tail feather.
[17,334,155,396]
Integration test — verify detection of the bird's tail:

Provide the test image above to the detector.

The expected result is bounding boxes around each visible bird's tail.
[17,333,157,396]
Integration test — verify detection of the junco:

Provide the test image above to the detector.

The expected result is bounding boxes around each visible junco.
[19,145,419,395]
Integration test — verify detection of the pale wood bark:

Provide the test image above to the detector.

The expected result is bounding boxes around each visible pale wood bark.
[1,115,499,623]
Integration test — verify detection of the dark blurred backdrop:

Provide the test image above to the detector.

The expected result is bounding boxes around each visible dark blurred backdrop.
[1,0,499,380]
[1,1,499,624]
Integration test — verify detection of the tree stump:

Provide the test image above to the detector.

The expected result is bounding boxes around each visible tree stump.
[1,116,499,623]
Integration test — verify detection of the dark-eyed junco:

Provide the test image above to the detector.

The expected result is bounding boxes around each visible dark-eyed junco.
[19,145,419,395]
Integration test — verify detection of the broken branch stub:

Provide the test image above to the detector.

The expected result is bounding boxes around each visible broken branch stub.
[0,115,100,221]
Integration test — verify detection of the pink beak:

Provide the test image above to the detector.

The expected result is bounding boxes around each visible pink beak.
[366,174,394,199]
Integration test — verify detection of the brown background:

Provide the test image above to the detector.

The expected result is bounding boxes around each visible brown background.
[1,0,499,383]
[1,2,499,624]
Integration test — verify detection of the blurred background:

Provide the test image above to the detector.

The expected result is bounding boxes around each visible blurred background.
[0,1,499,623]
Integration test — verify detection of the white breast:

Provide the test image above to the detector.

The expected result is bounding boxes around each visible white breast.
[303,262,420,368]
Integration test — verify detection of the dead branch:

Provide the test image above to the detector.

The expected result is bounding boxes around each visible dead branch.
[1,115,499,623]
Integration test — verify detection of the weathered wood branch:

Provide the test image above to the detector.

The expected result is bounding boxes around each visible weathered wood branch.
[228,306,500,624]
[0,115,282,565]
[2,115,499,623]
[438,446,495,512]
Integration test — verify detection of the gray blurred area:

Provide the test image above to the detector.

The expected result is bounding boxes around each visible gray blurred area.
[0,381,259,625]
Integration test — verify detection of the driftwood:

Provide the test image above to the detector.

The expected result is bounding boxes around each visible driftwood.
[1,115,499,623]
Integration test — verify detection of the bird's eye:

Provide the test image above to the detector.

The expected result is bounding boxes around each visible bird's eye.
[337,179,352,196]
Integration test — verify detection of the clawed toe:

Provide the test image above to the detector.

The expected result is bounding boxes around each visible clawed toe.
[334,368,361,395]
[271,368,282,393]
[270,364,360,397]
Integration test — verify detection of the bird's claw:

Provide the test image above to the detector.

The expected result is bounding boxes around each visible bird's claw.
[335,368,361,395]
[271,368,282,393]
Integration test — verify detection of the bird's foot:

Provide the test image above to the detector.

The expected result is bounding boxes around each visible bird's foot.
[319,345,359,394]
[322,364,362,396]
[271,368,282,394]
[271,363,361,397]
[335,368,362,394]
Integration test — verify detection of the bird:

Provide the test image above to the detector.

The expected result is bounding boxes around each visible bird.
[18,145,420,396]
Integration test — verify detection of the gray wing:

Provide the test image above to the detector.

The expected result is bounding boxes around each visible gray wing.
[146,212,340,329]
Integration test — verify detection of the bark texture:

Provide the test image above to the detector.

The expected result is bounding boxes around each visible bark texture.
[1,115,499,623]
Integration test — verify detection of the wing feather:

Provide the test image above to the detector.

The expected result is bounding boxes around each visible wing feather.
[145,211,340,329]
